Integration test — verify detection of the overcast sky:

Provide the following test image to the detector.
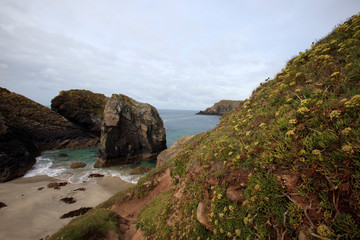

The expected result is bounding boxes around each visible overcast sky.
[0,1,359,110]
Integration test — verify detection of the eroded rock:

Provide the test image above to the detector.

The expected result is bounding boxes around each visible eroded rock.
[96,94,166,167]
[226,185,244,204]
[0,88,98,182]
[196,201,210,229]
[51,89,108,135]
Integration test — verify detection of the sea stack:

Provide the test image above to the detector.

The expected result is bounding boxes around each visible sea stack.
[96,94,166,167]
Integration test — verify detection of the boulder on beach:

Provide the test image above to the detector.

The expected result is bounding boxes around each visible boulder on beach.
[0,202,7,209]
[51,89,108,135]
[89,173,104,178]
[70,162,87,169]
[47,182,68,189]
[96,94,167,167]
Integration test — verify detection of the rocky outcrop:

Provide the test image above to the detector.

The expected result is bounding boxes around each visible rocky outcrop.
[51,89,108,135]
[0,111,36,182]
[0,88,98,182]
[197,100,243,116]
[156,135,194,168]
[96,94,166,167]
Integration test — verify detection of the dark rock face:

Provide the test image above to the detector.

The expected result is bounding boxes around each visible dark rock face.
[197,100,243,116]
[51,89,108,135]
[0,111,37,182]
[96,94,167,167]
[0,87,98,182]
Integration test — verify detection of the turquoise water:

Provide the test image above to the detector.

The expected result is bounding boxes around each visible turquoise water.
[24,109,220,183]
[158,109,220,147]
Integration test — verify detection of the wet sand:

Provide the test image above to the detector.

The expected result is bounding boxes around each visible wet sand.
[0,175,134,240]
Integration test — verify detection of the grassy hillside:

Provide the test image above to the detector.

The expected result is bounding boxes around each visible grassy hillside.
[50,13,360,240]
[137,13,360,239]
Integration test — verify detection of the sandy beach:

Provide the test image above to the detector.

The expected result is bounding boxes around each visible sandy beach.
[0,175,134,240]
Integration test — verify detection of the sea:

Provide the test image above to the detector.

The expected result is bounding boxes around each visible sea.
[24,109,220,184]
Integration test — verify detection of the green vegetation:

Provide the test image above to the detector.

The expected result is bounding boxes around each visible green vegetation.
[49,209,119,240]
[136,190,173,238]
[137,14,360,239]
[50,14,360,240]
[51,89,108,119]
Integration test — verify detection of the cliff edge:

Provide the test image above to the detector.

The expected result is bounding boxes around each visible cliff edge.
[197,100,243,116]
[0,88,98,182]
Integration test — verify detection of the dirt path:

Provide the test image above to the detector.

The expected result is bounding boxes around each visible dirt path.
[111,168,172,240]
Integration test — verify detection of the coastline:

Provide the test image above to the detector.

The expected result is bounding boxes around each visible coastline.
[0,175,134,240]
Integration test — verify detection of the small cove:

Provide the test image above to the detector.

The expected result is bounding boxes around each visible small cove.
[24,109,220,184]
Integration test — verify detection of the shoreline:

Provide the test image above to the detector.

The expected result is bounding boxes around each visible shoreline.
[0,175,134,240]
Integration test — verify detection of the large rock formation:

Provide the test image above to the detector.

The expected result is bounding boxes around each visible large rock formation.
[197,100,243,116]
[96,94,167,167]
[0,112,36,182]
[51,89,108,135]
[0,88,98,182]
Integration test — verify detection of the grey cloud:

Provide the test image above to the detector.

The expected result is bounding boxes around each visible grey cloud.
[1,0,360,110]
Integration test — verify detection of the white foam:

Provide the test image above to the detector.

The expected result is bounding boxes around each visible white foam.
[23,156,145,185]
[24,157,66,178]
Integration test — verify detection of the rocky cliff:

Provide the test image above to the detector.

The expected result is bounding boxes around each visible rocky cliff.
[51,89,108,135]
[197,100,243,115]
[50,14,360,240]
[0,88,98,182]
[96,94,166,167]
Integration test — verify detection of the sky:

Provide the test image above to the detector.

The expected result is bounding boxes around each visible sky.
[0,1,359,110]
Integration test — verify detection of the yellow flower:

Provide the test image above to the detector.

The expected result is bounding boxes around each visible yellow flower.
[329,110,341,119]
[235,229,241,236]
[289,119,297,124]
[341,127,352,135]
[286,130,295,136]
[312,149,321,155]
[297,107,310,114]
[342,145,354,153]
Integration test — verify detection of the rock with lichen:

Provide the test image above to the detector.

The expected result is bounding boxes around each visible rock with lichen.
[51,89,108,135]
